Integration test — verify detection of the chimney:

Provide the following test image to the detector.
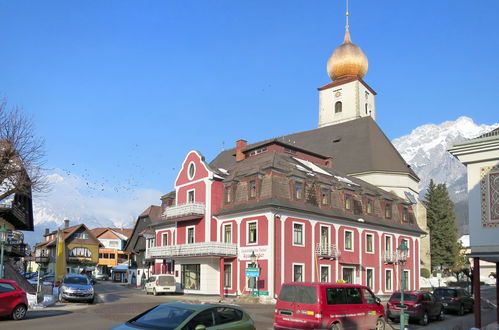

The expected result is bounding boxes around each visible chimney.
[44,228,49,236]
[325,157,333,168]
[236,139,248,161]
[64,219,70,228]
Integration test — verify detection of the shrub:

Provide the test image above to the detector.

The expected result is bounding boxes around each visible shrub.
[421,268,431,278]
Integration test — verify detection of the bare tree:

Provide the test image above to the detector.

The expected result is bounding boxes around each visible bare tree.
[0,100,48,202]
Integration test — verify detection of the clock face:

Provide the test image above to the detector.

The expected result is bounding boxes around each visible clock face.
[335,91,342,98]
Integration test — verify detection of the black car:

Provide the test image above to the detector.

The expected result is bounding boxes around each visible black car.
[433,287,474,315]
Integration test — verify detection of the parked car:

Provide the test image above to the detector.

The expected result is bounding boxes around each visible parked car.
[58,274,94,303]
[144,274,176,296]
[274,282,386,330]
[110,302,255,330]
[432,287,474,315]
[387,291,444,326]
[0,279,28,320]
[95,273,109,281]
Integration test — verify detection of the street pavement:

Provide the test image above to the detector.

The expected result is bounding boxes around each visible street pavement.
[0,281,496,329]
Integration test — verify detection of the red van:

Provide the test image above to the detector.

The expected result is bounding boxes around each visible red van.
[274,282,385,330]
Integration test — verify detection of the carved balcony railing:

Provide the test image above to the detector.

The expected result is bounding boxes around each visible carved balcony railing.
[315,243,341,260]
[163,203,205,221]
[146,242,237,259]
[383,250,398,264]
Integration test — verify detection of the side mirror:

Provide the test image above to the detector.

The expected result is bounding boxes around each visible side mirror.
[375,297,381,304]
[195,325,206,330]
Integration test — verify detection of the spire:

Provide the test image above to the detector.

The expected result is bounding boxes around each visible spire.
[344,0,352,43]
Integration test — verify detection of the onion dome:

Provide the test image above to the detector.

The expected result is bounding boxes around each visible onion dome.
[327,24,368,81]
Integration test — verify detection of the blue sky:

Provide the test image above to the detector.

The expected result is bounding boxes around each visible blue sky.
[1,0,498,203]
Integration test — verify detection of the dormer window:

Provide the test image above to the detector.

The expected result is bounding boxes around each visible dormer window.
[249,180,257,199]
[345,194,353,210]
[321,188,330,205]
[335,101,342,113]
[367,199,374,215]
[295,182,303,200]
[403,207,409,222]
[385,202,392,219]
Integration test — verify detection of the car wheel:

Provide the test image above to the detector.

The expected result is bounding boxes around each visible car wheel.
[11,304,27,320]
[458,304,465,316]
[375,317,386,330]
[419,311,428,326]
[153,288,157,296]
[438,308,445,321]
[329,323,342,330]
[59,292,65,302]
[88,297,95,304]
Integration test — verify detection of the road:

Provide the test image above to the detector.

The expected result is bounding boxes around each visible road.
[0,282,496,329]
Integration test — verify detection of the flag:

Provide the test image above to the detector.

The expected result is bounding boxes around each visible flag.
[55,229,66,283]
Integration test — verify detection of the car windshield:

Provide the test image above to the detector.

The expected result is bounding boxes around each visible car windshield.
[434,289,457,298]
[130,305,194,330]
[64,277,89,285]
[389,293,418,302]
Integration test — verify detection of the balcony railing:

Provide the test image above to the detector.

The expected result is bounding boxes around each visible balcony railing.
[383,250,398,264]
[163,203,205,221]
[146,242,237,259]
[315,243,341,260]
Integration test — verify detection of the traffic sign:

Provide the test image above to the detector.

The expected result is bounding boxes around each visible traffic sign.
[246,267,260,277]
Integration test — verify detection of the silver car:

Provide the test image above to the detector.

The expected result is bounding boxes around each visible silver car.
[59,275,95,303]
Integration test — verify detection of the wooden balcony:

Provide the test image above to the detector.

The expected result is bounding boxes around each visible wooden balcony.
[146,242,237,259]
[163,202,205,221]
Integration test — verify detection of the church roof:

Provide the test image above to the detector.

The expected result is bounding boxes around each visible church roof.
[210,117,418,181]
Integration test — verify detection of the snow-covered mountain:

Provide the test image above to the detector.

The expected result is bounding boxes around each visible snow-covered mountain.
[392,116,499,234]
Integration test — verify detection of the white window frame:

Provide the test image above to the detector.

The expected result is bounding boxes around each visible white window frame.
[186,226,195,244]
[320,225,330,249]
[344,229,354,251]
[187,189,195,203]
[187,161,196,180]
[162,232,169,247]
[341,266,356,284]
[292,263,305,282]
[365,233,374,254]
[223,263,232,289]
[247,221,258,245]
[292,222,305,247]
[223,223,232,243]
[403,269,410,291]
[366,267,375,290]
[320,265,331,283]
[385,235,392,253]
[385,269,393,292]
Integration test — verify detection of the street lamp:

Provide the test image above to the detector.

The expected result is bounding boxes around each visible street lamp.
[0,224,8,279]
[397,241,409,330]
[250,251,258,296]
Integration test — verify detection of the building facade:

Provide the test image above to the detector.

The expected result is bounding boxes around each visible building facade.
[90,227,132,278]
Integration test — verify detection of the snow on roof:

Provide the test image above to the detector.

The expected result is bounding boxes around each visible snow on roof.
[293,157,332,177]
[295,164,315,176]
[334,175,359,186]
[218,168,229,175]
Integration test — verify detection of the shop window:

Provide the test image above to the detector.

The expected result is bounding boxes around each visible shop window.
[181,264,200,290]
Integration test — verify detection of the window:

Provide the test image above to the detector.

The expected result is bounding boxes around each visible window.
[403,207,409,221]
[248,147,267,156]
[403,270,409,291]
[342,267,355,284]
[320,226,329,251]
[248,222,257,244]
[344,230,353,251]
[162,233,169,246]
[0,282,16,293]
[293,264,304,282]
[335,101,342,113]
[363,287,376,304]
[109,253,115,259]
[321,188,330,205]
[385,202,392,218]
[224,186,232,203]
[216,307,243,325]
[188,190,195,203]
[74,233,89,239]
[98,253,103,258]
[295,182,303,200]
[385,269,393,291]
[293,223,304,246]
[181,264,200,290]
[345,194,352,210]
[385,235,392,253]
[402,238,409,250]
[186,309,214,329]
[367,199,374,214]
[224,264,232,289]
[366,268,374,290]
[366,233,374,253]
[320,266,330,282]
[188,162,195,179]
[103,253,109,259]
[223,224,232,243]
[365,103,368,114]
[187,227,195,244]
[249,180,256,199]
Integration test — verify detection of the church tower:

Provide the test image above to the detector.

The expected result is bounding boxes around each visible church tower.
[318,3,376,128]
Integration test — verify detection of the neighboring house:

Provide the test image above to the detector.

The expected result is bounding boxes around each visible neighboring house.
[34,220,102,274]
[124,205,163,287]
[458,234,496,279]
[90,227,132,278]
[449,128,499,327]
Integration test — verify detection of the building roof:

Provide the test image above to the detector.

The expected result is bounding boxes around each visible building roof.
[210,117,418,181]
[124,205,162,253]
[38,224,102,248]
[90,227,133,240]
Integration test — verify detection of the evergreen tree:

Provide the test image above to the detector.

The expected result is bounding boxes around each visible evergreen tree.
[423,179,459,272]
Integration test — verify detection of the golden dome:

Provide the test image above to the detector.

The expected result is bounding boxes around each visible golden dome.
[327,30,368,81]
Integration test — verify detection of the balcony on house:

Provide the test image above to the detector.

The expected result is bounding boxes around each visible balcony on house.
[383,250,398,264]
[315,243,341,260]
[163,202,205,221]
[35,251,51,263]
[146,242,237,259]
